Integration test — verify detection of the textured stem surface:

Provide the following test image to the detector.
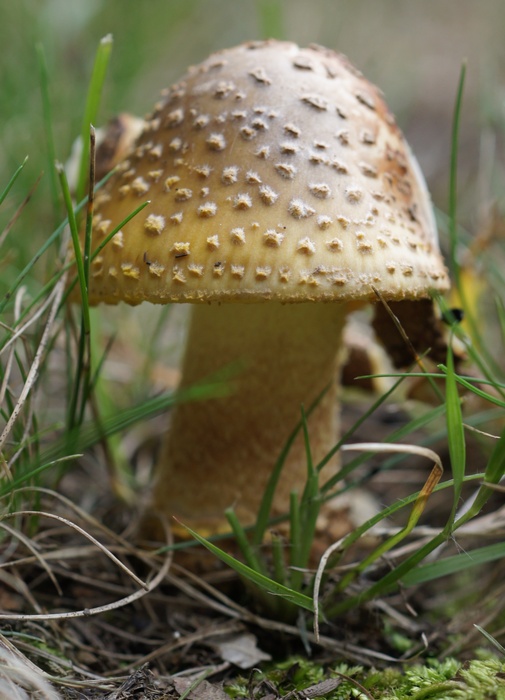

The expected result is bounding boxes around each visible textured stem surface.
[151,301,347,533]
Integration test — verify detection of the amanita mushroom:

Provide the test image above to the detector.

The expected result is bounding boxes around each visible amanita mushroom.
[66,113,146,192]
[77,41,449,534]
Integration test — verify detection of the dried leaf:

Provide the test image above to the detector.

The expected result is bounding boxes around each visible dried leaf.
[172,677,230,700]
[206,632,271,669]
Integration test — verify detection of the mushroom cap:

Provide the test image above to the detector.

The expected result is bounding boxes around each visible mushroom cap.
[82,40,449,305]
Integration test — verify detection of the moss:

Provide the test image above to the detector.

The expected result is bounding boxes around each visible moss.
[226,655,505,699]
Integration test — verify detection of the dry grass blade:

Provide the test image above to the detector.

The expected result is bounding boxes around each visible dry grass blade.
[0,520,62,596]
[103,621,239,677]
[313,442,444,641]
[5,510,148,588]
[0,287,28,419]
[0,284,63,359]
[15,486,143,553]
[0,634,49,678]
[341,442,444,468]
[281,674,375,700]
[464,423,501,439]
[0,173,43,250]
[0,562,171,620]
[0,277,65,457]
[165,564,397,666]
[481,481,505,493]
[0,510,173,622]
[0,636,60,700]
[0,569,43,616]
[280,678,342,699]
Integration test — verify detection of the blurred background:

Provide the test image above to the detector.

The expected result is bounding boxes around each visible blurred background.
[2,0,505,232]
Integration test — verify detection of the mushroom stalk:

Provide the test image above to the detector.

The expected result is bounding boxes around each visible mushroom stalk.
[152,302,347,532]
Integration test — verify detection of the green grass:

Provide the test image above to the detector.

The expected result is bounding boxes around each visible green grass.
[226,654,505,699]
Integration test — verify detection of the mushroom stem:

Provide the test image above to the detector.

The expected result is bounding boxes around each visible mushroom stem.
[151,301,347,533]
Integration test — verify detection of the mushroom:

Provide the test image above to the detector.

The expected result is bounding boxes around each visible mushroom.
[76,41,449,535]
[66,113,146,193]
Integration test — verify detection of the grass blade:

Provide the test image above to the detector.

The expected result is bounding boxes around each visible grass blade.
[298,407,321,568]
[318,371,424,491]
[225,508,266,575]
[63,198,151,304]
[288,490,303,592]
[474,626,505,656]
[321,403,447,495]
[454,422,505,528]
[75,35,113,205]
[57,162,91,432]
[401,542,505,587]
[36,44,60,221]
[444,342,466,521]
[38,368,234,467]
[0,157,29,209]
[181,522,315,613]
[327,443,443,598]
[0,169,118,317]
[252,386,328,547]
[448,61,466,282]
